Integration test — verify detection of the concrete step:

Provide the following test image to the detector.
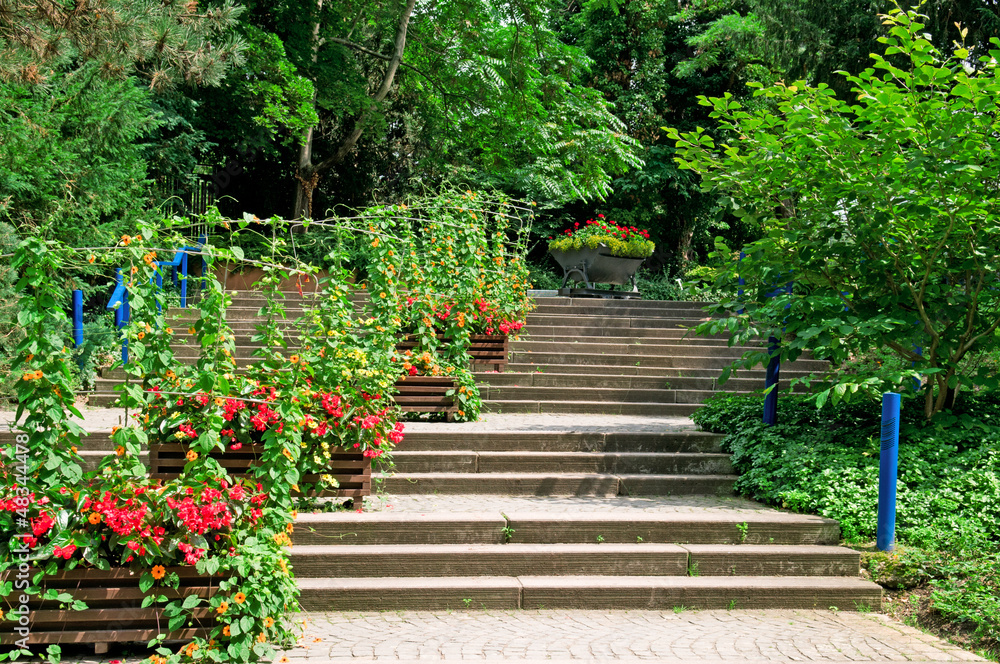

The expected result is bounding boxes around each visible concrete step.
[377,472,736,496]
[0,429,725,456]
[481,400,702,416]
[512,340,763,357]
[293,511,842,546]
[477,372,809,394]
[507,352,829,371]
[397,431,723,453]
[525,315,710,329]
[501,363,817,379]
[480,385,715,404]
[290,543,689,577]
[296,575,882,611]
[288,543,859,578]
[531,306,715,318]
[392,451,733,475]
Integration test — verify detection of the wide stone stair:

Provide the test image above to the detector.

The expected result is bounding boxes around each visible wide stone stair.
[72,291,882,611]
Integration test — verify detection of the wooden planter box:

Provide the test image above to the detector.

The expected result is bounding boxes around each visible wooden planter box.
[392,375,458,420]
[1,567,224,653]
[148,443,371,498]
[396,334,509,372]
[469,334,509,372]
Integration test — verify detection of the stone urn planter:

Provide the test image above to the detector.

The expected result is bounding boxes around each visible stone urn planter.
[549,245,646,298]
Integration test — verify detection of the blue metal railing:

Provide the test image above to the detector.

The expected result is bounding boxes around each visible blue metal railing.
[105,243,201,364]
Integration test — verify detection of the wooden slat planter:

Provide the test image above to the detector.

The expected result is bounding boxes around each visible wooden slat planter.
[1,567,224,653]
[396,334,509,372]
[393,376,458,420]
[148,443,371,498]
[469,334,509,372]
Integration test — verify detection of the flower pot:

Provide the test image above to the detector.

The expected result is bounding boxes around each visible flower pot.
[1,566,224,653]
[549,245,646,292]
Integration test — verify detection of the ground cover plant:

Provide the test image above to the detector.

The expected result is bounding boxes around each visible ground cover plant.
[693,392,1000,656]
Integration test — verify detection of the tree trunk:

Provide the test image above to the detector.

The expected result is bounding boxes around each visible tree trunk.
[293,0,324,220]
[293,0,416,219]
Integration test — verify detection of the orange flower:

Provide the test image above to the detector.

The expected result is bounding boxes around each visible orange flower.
[263,617,275,628]
[234,592,246,604]
[121,235,131,246]
[185,450,198,462]
[115,445,125,456]
[278,657,290,663]
[130,266,139,275]
[165,327,173,334]
[188,327,196,335]
[286,522,294,533]
[289,355,299,364]
[214,397,225,406]
[21,372,34,382]
[87,255,95,264]
[216,600,228,614]
[134,234,142,242]
[222,625,231,637]
[151,565,166,580]
[111,426,121,434]
[165,370,176,380]
[88,512,102,525]
[256,633,266,644]
[282,448,293,461]
[137,331,145,340]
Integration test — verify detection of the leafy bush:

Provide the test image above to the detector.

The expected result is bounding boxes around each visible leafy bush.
[694,392,1000,548]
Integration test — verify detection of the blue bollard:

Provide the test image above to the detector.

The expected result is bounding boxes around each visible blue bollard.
[763,336,780,425]
[72,290,83,347]
[180,252,188,308]
[877,392,901,551]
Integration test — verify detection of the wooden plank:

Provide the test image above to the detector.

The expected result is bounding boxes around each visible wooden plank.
[1,627,211,646]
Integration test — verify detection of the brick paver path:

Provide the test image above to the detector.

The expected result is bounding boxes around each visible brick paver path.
[288,609,983,662]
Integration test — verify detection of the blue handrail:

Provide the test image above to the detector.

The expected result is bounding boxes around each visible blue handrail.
[106,242,201,365]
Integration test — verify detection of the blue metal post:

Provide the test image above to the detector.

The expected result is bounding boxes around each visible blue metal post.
[152,270,163,315]
[180,252,188,308]
[763,336,780,425]
[877,392,901,551]
[737,251,746,315]
[72,290,83,347]
[198,234,208,290]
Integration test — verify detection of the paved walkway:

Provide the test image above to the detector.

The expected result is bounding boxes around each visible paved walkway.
[287,609,983,662]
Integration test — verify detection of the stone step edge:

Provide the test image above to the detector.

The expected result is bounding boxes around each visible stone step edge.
[295,575,883,611]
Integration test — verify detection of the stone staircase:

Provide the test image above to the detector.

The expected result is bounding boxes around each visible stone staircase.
[74,292,882,611]
[91,294,822,412]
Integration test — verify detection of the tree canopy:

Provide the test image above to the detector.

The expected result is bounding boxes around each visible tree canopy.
[669,6,1000,418]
